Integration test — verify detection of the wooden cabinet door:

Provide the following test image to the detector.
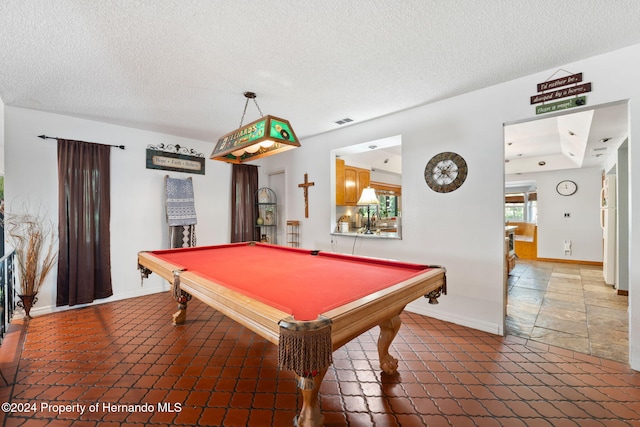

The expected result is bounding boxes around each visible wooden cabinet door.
[344,167,358,204]
[336,159,371,206]
[357,170,370,198]
[336,159,345,205]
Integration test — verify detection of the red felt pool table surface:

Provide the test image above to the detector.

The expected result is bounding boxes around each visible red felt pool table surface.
[144,242,435,321]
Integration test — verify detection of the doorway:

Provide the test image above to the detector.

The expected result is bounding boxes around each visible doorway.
[503,101,630,363]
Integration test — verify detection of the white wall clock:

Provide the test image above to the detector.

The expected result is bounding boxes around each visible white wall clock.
[556,180,578,196]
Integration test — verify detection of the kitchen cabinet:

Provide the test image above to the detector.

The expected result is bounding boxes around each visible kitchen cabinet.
[336,158,370,206]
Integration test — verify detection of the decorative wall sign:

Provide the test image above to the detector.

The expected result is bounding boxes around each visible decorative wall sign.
[530,83,591,104]
[535,96,586,115]
[537,73,583,92]
[531,71,592,115]
[146,144,205,175]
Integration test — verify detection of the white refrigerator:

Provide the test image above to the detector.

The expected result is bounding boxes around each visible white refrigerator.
[601,175,616,286]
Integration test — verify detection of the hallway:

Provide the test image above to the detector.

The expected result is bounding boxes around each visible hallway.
[507,260,629,364]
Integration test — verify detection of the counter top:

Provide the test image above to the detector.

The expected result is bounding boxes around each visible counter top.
[331,231,401,240]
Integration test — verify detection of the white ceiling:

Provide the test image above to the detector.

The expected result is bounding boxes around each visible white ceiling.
[337,135,403,175]
[505,101,629,176]
[2,1,640,155]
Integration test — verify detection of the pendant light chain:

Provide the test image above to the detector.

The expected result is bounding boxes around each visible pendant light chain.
[252,98,264,118]
[238,91,264,128]
[239,97,250,128]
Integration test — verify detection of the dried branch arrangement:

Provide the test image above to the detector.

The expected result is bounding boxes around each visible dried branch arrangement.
[3,208,58,296]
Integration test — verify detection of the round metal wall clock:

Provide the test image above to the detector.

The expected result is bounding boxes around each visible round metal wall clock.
[424,152,468,193]
[556,180,578,196]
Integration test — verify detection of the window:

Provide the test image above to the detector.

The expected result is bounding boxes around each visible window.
[505,192,537,223]
[505,202,525,221]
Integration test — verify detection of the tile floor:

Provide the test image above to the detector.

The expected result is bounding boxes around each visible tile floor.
[1,291,639,426]
[507,260,629,364]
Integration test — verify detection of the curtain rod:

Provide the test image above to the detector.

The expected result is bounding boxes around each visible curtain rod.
[38,134,125,150]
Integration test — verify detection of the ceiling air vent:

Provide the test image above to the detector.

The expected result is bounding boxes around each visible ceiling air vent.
[334,118,354,125]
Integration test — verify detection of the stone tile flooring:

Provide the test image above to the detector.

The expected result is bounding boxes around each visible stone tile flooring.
[507,260,629,363]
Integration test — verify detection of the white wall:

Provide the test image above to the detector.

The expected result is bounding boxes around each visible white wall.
[0,96,4,175]
[508,167,603,262]
[617,143,630,292]
[538,168,604,261]
[256,44,640,370]
[4,107,231,315]
[258,84,509,336]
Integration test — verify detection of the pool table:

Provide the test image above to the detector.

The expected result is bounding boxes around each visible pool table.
[138,242,446,427]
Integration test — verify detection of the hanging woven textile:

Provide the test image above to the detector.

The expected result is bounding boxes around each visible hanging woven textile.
[165,176,197,248]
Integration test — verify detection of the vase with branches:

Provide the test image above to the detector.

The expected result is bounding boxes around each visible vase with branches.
[2,206,58,318]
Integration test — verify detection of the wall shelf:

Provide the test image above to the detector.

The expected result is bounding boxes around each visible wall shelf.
[256,187,277,244]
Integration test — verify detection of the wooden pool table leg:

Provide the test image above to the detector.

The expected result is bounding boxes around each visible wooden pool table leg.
[172,292,190,325]
[378,314,402,374]
[172,304,187,325]
[294,368,327,427]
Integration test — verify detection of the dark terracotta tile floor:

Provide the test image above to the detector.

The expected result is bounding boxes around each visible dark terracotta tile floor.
[1,292,640,426]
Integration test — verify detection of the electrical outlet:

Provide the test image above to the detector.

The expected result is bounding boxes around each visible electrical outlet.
[564,212,570,218]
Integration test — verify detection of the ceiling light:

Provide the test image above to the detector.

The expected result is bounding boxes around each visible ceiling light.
[210,92,300,163]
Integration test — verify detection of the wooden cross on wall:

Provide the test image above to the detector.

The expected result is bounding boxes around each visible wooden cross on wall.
[298,173,315,218]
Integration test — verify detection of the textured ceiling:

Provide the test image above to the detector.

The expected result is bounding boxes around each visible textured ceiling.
[2,1,640,145]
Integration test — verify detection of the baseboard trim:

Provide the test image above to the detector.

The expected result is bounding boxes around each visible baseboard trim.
[535,257,603,266]
[405,303,503,336]
[18,284,171,319]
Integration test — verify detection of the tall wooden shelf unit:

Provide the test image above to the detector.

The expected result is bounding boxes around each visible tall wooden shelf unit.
[286,220,300,247]
[256,187,277,244]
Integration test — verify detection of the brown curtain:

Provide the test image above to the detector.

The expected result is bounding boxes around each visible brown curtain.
[231,164,258,242]
[57,139,113,306]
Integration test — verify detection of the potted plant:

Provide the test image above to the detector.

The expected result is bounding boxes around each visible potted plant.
[3,206,57,319]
